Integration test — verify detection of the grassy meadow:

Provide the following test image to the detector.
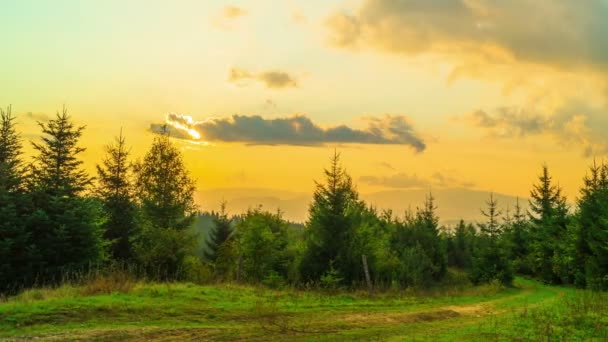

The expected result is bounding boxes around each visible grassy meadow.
[1,275,606,341]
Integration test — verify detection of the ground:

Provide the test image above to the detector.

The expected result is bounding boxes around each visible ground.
[0,278,606,341]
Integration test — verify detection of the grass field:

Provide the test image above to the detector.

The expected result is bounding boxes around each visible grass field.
[1,277,606,341]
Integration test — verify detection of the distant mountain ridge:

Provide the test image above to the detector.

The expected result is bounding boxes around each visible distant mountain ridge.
[197,188,528,226]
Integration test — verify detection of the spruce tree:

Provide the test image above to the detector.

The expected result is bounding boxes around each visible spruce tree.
[528,165,569,284]
[300,151,359,284]
[470,193,513,285]
[448,219,474,269]
[27,108,104,281]
[576,161,608,289]
[96,130,137,261]
[204,201,233,262]
[414,193,447,281]
[0,106,31,292]
[132,131,197,278]
[505,198,531,274]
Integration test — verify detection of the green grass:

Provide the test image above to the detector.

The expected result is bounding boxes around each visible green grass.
[1,278,606,341]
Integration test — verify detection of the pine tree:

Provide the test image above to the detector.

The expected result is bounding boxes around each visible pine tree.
[528,165,569,284]
[480,193,502,238]
[504,198,531,274]
[448,219,475,269]
[470,193,513,285]
[0,106,31,293]
[132,131,197,278]
[30,107,91,196]
[576,161,608,289]
[415,193,447,280]
[204,201,233,262]
[96,130,137,261]
[300,151,359,284]
[26,108,104,282]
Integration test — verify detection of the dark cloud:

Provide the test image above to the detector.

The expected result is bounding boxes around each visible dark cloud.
[326,0,608,70]
[229,68,298,89]
[361,171,475,189]
[151,113,426,151]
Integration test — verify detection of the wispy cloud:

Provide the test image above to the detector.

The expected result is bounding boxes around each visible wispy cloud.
[360,171,475,189]
[462,103,608,156]
[229,68,298,89]
[150,113,426,151]
[223,5,247,19]
[212,5,248,30]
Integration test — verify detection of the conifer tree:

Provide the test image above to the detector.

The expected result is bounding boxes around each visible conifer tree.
[300,151,359,284]
[204,201,233,263]
[27,108,104,281]
[528,165,569,284]
[0,106,31,292]
[96,130,137,261]
[415,193,447,280]
[470,193,513,285]
[575,161,608,289]
[504,198,531,274]
[448,219,475,269]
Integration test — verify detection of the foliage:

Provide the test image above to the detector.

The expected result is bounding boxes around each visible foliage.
[528,165,569,284]
[96,130,138,261]
[234,208,292,283]
[470,194,513,286]
[25,108,105,284]
[0,106,31,293]
[132,131,198,278]
[300,152,360,285]
[204,201,233,263]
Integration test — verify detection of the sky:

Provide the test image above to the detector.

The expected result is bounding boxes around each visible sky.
[1,0,608,222]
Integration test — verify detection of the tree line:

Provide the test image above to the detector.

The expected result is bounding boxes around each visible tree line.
[1,106,607,294]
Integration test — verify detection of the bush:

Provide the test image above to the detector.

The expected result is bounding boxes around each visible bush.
[181,255,213,284]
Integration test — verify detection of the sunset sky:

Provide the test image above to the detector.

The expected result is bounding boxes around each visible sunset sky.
[2,0,608,222]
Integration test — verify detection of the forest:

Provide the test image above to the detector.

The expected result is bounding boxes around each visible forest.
[1,106,608,340]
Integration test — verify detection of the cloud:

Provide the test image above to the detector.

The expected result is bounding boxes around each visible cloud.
[229,68,298,89]
[150,113,426,151]
[24,112,50,121]
[361,173,430,188]
[361,171,475,189]
[463,103,608,156]
[223,5,247,19]
[326,0,608,70]
[212,5,248,30]
[292,10,308,25]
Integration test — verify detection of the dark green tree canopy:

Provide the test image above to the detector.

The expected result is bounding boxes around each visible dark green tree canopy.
[30,108,91,196]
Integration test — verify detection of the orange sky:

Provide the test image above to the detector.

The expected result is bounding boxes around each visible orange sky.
[2,0,607,222]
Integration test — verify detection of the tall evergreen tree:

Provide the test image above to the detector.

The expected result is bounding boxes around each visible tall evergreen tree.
[132,131,197,278]
[470,193,513,285]
[26,108,104,281]
[575,161,608,289]
[528,165,569,284]
[447,219,475,269]
[504,198,531,274]
[0,106,31,292]
[204,201,233,262]
[300,151,359,284]
[96,130,137,261]
[414,193,447,280]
